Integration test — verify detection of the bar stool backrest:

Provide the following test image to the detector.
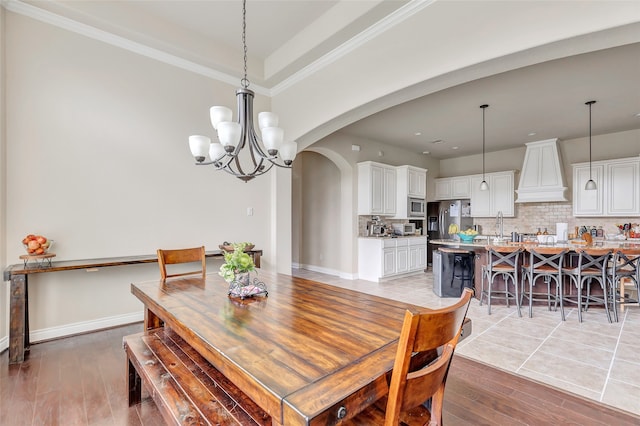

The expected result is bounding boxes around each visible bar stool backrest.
[485,246,522,273]
[576,248,612,276]
[613,248,640,278]
[527,247,567,273]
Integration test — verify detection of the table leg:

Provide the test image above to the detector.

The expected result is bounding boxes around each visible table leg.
[9,274,29,364]
[144,307,163,330]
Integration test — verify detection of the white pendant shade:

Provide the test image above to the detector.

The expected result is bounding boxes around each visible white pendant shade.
[480,180,489,191]
[217,121,241,148]
[585,179,597,190]
[280,141,298,163]
[189,135,211,159]
[258,112,278,130]
[209,142,226,161]
[210,106,232,130]
[261,127,284,153]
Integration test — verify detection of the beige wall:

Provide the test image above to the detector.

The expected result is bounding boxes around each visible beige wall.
[1,6,7,346]
[3,12,275,339]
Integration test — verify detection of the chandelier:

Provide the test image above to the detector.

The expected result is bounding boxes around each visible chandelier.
[188,0,297,182]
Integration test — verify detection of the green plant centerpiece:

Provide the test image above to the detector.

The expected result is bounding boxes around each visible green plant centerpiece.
[220,242,267,299]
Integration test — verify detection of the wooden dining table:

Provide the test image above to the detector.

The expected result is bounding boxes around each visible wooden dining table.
[130,270,436,425]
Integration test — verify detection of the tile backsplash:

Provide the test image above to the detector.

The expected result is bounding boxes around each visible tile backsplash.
[359,203,638,238]
[472,202,637,237]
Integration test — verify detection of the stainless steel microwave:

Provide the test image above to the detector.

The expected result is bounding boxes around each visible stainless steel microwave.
[408,198,426,217]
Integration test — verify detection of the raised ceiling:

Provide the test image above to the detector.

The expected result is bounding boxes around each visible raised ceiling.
[14,0,640,158]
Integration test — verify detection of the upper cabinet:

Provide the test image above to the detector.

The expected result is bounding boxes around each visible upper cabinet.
[397,166,427,199]
[573,157,640,217]
[470,171,516,217]
[394,166,427,219]
[433,176,471,200]
[358,161,397,216]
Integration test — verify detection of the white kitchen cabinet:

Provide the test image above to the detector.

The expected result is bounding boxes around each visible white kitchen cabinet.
[470,171,515,217]
[434,176,471,200]
[409,238,427,270]
[573,157,640,217]
[396,240,409,274]
[394,165,427,219]
[573,164,604,216]
[358,237,427,282]
[358,161,397,216]
[396,165,427,198]
[434,176,470,200]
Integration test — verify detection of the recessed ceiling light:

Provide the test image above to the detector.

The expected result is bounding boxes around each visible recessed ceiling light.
[451,146,459,150]
[414,132,422,136]
[422,151,430,155]
[431,139,444,144]
[528,132,537,136]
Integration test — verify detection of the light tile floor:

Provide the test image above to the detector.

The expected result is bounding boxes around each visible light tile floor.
[292,268,640,417]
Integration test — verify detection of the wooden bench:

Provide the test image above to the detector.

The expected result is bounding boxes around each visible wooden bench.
[124,327,271,425]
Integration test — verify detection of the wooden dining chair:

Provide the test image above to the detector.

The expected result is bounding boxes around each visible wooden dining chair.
[343,288,473,426]
[157,246,206,279]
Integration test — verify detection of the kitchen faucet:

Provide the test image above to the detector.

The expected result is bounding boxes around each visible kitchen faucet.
[496,210,504,239]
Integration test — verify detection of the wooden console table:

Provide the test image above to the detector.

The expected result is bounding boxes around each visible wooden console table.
[2,249,262,364]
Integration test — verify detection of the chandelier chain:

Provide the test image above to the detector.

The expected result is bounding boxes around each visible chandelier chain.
[241,0,249,88]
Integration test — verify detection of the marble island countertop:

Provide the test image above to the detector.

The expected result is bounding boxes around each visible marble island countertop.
[430,238,640,250]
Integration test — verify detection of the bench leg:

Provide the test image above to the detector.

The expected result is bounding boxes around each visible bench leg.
[127,358,142,406]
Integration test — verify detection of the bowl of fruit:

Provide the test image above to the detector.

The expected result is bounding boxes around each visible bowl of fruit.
[219,241,255,252]
[457,230,479,243]
[22,234,53,255]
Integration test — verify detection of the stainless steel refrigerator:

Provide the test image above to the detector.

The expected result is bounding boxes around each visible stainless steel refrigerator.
[426,200,473,265]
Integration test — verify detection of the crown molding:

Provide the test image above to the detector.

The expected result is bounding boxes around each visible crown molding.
[269,0,437,96]
[1,0,270,96]
[1,0,431,98]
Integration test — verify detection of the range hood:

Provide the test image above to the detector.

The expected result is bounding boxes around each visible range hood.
[516,139,569,203]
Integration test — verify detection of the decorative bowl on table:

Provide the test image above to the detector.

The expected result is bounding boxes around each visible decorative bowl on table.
[22,234,54,255]
[457,233,477,243]
[219,242,255,252]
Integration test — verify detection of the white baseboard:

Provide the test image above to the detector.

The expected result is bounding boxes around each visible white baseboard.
[30,311,144,343]
[0,336,7,353]
[296,263,357,280]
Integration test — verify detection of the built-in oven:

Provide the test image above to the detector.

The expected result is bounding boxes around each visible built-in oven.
[408,198,426,217]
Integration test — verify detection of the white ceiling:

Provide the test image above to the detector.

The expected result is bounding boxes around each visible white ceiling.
[17,0,640,159]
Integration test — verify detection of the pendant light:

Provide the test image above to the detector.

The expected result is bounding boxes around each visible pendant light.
[479,104,489,191]
[188,0,297,182]
[585,100,597,191]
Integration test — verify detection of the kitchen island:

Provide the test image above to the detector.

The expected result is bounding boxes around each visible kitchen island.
[430,238,640,302]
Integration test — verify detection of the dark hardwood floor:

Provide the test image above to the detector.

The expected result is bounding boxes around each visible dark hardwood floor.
[1,323,639,425]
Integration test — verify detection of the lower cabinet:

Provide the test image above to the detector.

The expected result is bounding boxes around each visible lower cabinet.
[359,237,427,282]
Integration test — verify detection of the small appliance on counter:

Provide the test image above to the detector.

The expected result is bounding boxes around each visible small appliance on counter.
[366,216,387,237]
[392,223,416,236]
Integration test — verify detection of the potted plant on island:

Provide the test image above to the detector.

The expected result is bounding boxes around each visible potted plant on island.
[219,242,267,299]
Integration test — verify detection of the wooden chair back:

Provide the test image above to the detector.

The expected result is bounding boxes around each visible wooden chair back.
[157,246,206,279]
[383,288,473,426]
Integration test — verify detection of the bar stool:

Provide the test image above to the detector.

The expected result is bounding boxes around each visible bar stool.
[440,248,475,290]
[521,247,567,318]
[562,248,614,322]
[609,248,640,315]
[480,246,524,316]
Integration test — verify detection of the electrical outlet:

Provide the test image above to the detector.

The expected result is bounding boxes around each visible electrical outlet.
[247,207,254,216]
